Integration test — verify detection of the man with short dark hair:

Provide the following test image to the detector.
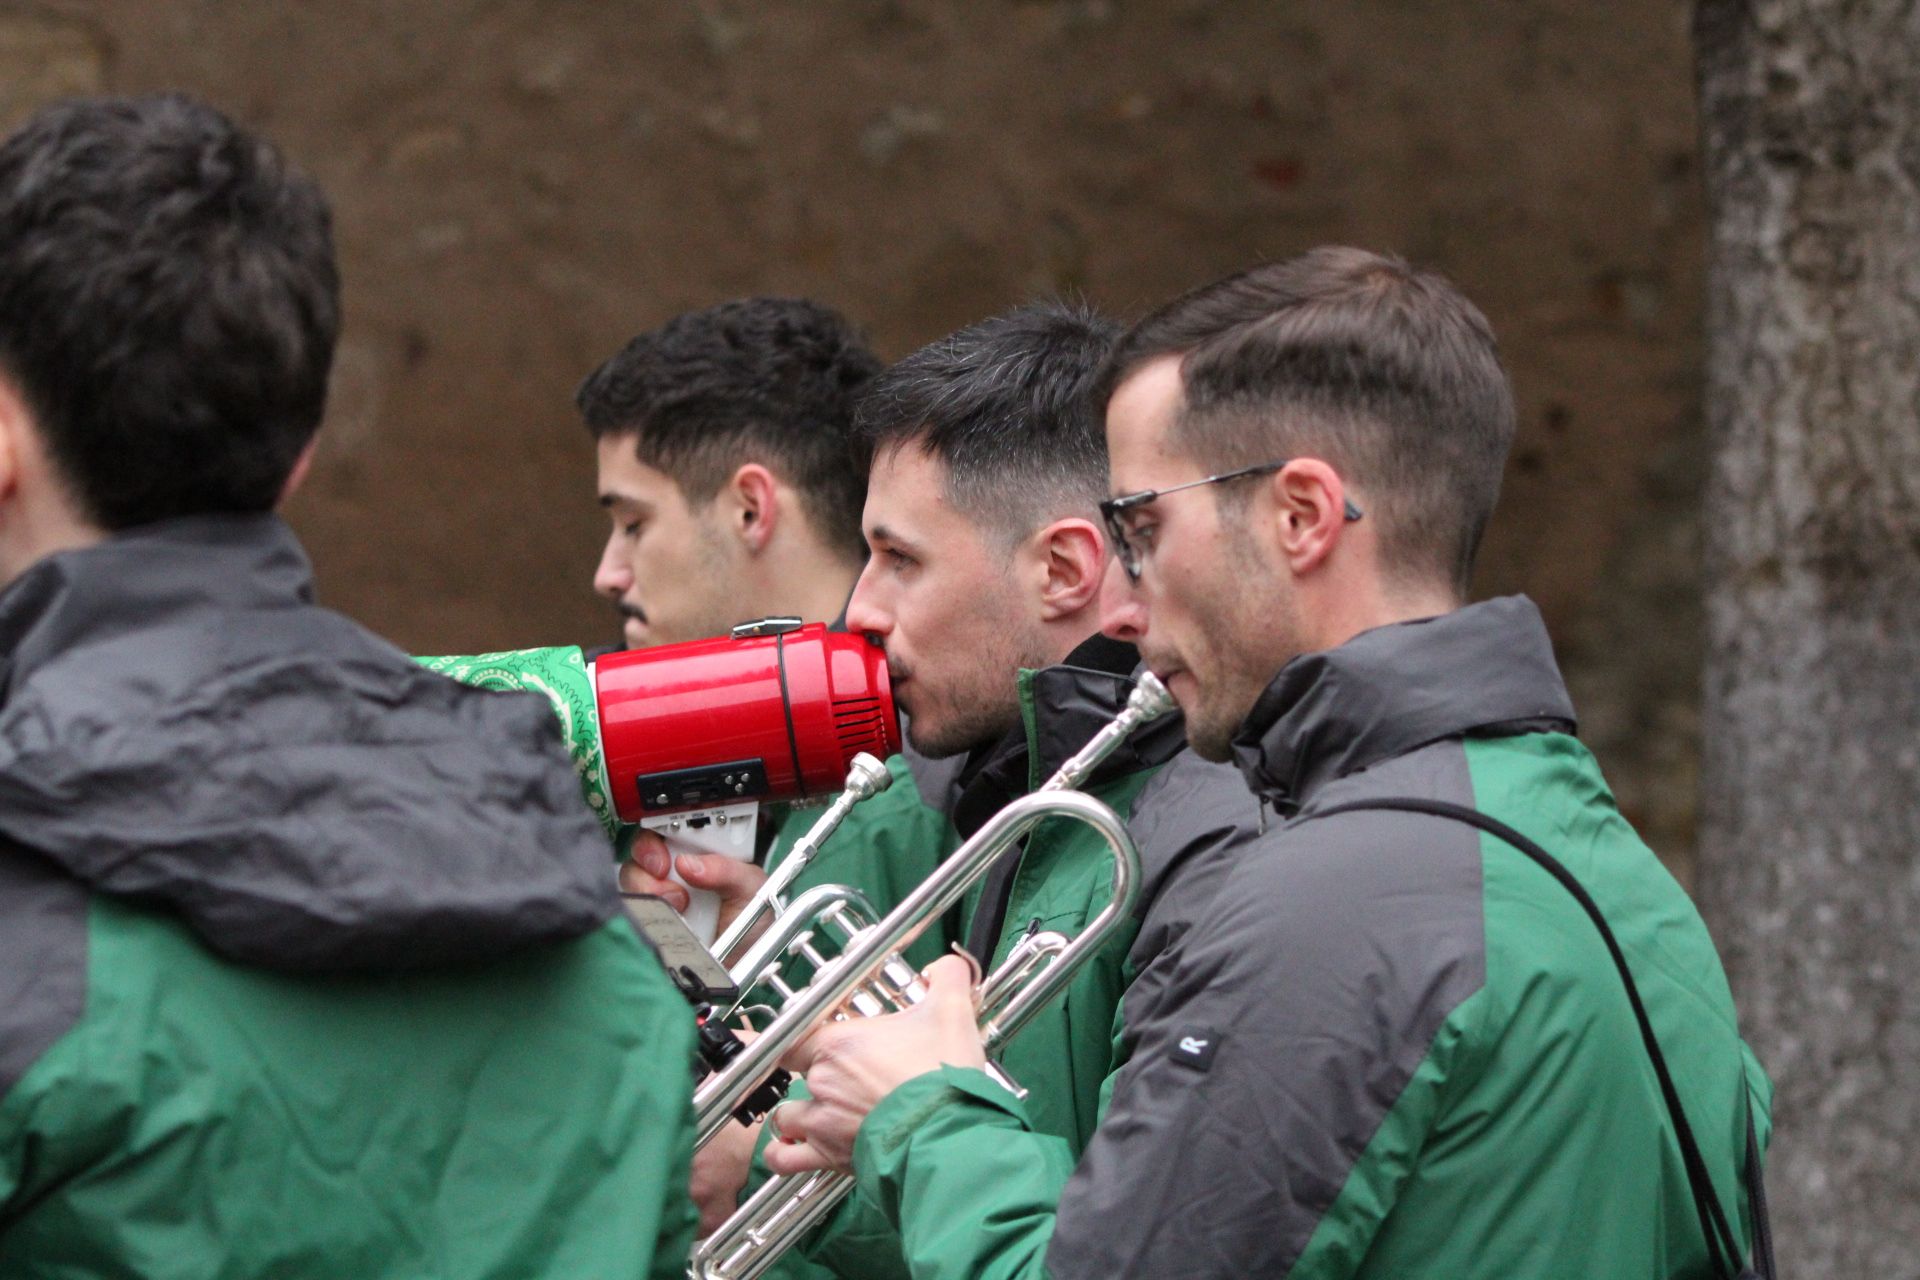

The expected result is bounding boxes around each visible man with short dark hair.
[578,297,879,650]
[581,298,885,923]
[846,303,1127,760]
[0,95,695,1278]
[693,302,1259,1277]
[764,250,1771,1279]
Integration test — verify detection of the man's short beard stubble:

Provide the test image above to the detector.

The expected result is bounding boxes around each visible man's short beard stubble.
[1180,516,1297,764]
[899,611,1049,761]
[904,694,1020,760]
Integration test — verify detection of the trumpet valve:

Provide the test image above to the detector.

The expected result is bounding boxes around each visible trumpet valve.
[879,955,927,1005]
[977,930,1071,1033]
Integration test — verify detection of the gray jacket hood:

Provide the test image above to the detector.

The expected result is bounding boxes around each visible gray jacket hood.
[1230,595,1576,815]
[0,515,620,973]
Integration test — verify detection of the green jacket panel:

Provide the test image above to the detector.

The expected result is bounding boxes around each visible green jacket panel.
[0,899,695,1280]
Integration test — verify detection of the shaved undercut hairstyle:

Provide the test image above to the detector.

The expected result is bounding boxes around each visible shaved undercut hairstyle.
[1096,247,1515,596]
[576,297,882,562]
[855,300,1121,546]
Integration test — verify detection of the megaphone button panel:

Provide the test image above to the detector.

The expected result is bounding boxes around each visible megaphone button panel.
[635,758,771,809]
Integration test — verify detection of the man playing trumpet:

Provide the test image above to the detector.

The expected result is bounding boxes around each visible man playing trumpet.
[666,300,1264,1274]
[764,250,1772,1279]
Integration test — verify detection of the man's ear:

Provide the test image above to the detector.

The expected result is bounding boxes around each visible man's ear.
[1031,517,1106,622]
[0,379,21,507]
[1266,458,1353,576]
[276,438,321,507]
[727,463,780,553]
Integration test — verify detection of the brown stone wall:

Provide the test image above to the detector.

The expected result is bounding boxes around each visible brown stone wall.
[3,0,1706,871]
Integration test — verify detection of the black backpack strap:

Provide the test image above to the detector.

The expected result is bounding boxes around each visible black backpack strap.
[1314,796,1767,1279]
[1745,1090,1775,1280]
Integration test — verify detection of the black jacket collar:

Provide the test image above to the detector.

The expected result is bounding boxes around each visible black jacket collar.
[951,632,1184,838]
[0,514,311,699]
[1229,595,1576,816]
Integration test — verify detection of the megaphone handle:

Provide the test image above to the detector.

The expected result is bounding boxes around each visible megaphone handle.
[670,860,724,948]
[640,802,761,947]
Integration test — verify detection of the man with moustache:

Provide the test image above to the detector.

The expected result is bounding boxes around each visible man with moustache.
[761,250,1772,1279]
[579,296,879,651]
[688,302,1260,1278]
[580,297,889,905]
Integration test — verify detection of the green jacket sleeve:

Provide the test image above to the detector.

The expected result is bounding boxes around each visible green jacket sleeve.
[651,1092,701,1280]
[854,1067,1076,1280]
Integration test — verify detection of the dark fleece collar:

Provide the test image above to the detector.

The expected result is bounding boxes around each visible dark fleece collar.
[1229,595,1576,816]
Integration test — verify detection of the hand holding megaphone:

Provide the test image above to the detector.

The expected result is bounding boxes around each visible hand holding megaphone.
[620,833,772,963]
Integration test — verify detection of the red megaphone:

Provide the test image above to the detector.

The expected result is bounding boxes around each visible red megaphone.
[592,618,900,826]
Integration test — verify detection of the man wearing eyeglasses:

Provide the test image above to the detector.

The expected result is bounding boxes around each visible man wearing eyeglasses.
[764,248,1771,1279]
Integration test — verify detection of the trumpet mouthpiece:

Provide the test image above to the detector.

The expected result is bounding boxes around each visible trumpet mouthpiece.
[1129,672,1176,720]
[844,752,893,800]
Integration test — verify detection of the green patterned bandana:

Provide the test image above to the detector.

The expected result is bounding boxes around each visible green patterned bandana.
[416,646,623,843]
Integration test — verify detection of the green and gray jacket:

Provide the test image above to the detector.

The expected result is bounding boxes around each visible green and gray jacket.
[0,516,697,1280]
[758,634,1261,1280]
[843,596,1771,1280]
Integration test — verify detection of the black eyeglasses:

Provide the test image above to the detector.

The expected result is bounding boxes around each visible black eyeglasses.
[1099,459,1364,582]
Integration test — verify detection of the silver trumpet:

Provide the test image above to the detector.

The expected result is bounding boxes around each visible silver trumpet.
[687,753,895,1141]
[710,752,893,969]
[689,672,1176,1280]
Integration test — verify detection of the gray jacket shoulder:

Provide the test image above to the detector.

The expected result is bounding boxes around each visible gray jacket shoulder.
[1048,739,1492,1276]
[0,843,88,1100]
[1166,737,1490,1011]
[1121,749,1264,979]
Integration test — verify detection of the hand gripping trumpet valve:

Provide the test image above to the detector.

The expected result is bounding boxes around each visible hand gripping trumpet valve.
[688,672,1176,1280]
[658,752,895,1131]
